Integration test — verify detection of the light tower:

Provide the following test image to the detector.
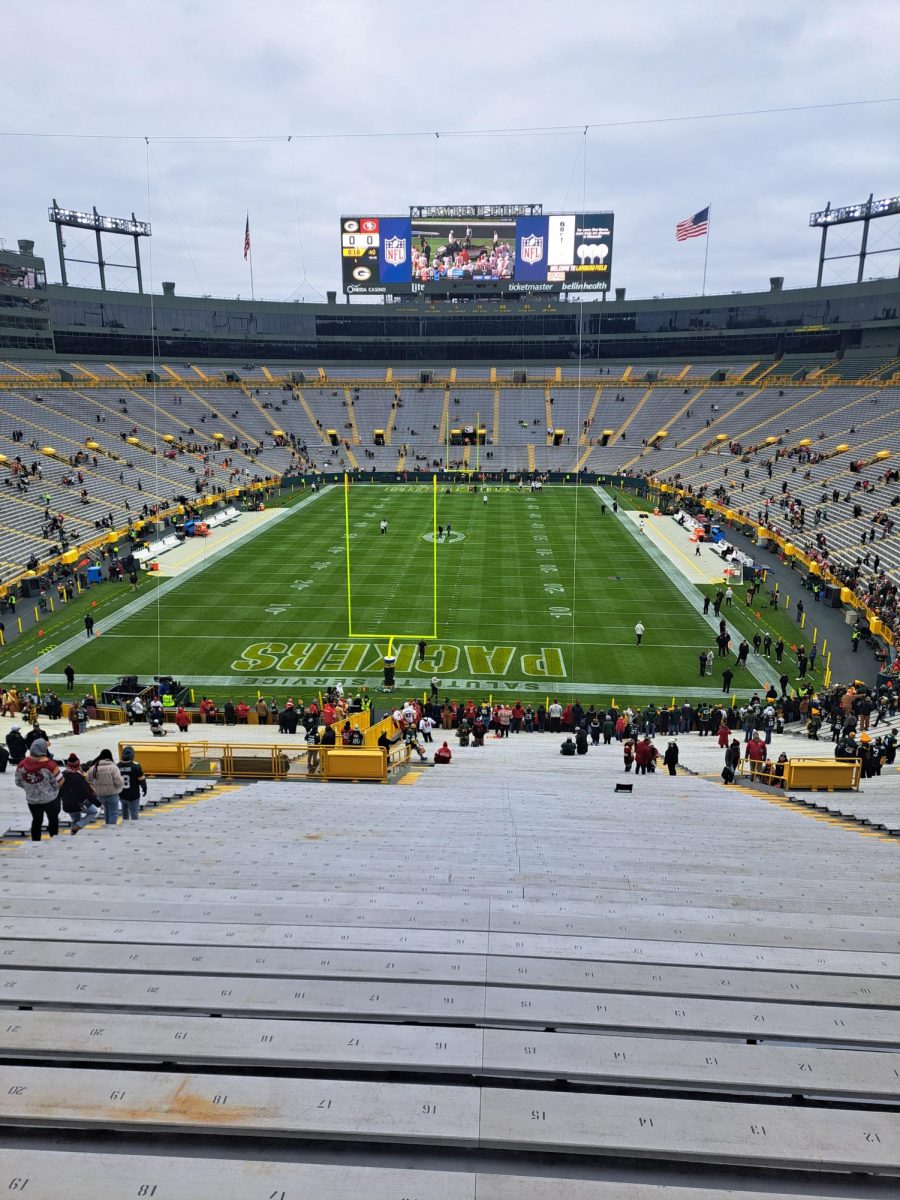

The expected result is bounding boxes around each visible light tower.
[48,200,151,291]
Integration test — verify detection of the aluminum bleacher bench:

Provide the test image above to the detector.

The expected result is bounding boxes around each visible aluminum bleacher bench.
[2,935,896,1005]
[3,1009,898,1102]
[0,968,896,1046]
[1,1066,897,1174]
[2,1151,887,1200]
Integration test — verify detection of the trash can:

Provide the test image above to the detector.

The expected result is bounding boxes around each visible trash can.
[383,655,396,690]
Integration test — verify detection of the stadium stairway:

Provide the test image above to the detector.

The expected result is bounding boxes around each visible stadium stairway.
[0,718,897,1195]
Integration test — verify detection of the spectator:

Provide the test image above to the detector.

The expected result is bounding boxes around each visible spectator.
[6,725,28,765]
[87,749,125,826]
[60,754,99,835]
[117,746,147,821]
[746,731,767,780]
[663,741,679,775]
[14,737,62,841]
[635,736,658,774]
[722,738,741,783]
[434,741,452,764]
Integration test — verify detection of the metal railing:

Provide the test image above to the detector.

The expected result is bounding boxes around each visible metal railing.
[117,737,411,784]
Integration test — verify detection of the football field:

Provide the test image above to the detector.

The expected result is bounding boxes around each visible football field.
[16,485,776,704]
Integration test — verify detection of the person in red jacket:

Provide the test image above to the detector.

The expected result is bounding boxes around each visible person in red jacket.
[174,705,190,733]
[746,732,767,781]
[634,736,658,775]
[434,741,452,764]
[623,737,635,772]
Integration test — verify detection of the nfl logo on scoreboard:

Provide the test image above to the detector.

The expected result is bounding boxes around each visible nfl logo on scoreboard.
[520,233,544,265]
[384,236,406,266]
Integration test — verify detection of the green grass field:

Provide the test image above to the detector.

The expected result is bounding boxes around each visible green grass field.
[3,484,815,706]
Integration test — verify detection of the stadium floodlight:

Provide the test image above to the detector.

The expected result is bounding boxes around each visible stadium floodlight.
[809,194,900,285]
[48,199,151,292]
[48,204,151,237]
[809,195,900,227]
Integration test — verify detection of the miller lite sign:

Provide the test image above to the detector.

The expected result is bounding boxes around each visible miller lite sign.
[520,232,544,265]
[384,236,407,266]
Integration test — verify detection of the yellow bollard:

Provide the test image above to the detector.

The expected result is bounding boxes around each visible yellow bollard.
[0,629,3,646]
[92,683,98,701]
[784,593,789,609]
[821,638,827,658]
[33,607,39,623]
[812,627,817,645]
[800,613,806,630]
[17,617,23,634]
[190,688,195,703]
[48,597,54,613]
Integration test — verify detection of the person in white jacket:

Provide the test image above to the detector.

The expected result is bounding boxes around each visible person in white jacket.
[87,749,125,826]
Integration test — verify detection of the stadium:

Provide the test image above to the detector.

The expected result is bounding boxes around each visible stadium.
[2,4,900,1193]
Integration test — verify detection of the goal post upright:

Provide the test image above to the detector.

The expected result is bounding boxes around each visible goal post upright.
[432,471,438,638]
[343,470,440,654]
[344,472,353,637]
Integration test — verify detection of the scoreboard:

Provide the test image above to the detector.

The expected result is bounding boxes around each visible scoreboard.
[340,207,614,296]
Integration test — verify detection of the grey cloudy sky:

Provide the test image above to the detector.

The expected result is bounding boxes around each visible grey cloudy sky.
[4,0,899,302]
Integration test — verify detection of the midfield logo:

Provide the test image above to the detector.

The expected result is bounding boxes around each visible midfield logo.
[384,236,407,266]
[520,233,544,264]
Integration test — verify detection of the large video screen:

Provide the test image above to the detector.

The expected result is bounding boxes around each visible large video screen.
[340,209,613,295]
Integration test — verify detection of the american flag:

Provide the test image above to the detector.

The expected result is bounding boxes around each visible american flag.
[243,214,251,260]
[676,207,709,241]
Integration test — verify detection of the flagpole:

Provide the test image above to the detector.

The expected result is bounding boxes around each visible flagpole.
[245,213,255,301]
[701,204,711,296]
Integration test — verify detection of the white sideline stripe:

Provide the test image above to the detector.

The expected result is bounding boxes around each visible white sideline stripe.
[69,636,731,649]
[18,487,334,678]
[593,488,771,691]
[29,672,735,697]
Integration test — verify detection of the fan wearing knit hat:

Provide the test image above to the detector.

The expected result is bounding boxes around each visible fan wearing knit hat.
[14,737,63,841]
